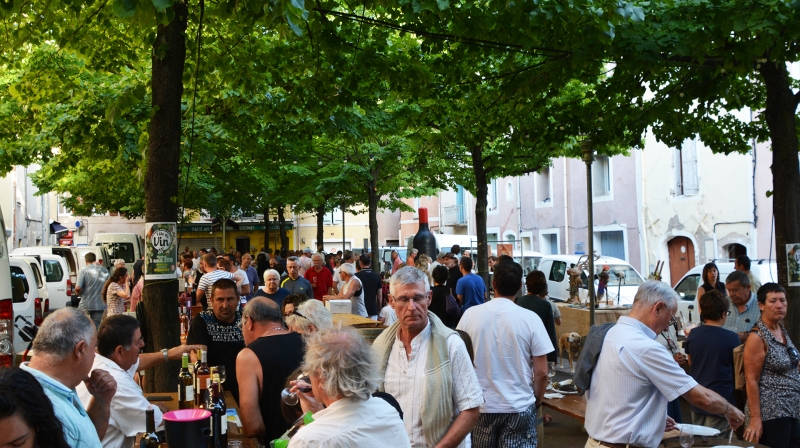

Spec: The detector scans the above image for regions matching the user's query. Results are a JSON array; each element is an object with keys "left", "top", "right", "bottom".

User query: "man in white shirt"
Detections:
[
  {"left": 584, "top": 281, "right": 745, "bottom": 448},
  {"left": 457, "top": 261, "right": 553, "bottom": 447},
  {"left": 298, "top": 248, "right": 314, "bottom": 277},
  {"left": 77, "top": 315, "right": 204, "bottom": 448},
  {"left": 373, "top": 266, "right": 483, "bottom": 448}
]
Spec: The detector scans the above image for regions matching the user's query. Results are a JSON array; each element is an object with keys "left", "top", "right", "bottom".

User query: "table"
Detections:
[
  {"left": 556, "top": 304, "right": 629, "bottom": 341},
  {"left": 331, "top": 313, "right": 384, "bottom": 328},
  {"left": 145, "top": 392, "right": 256, "bottom": 448},
  {"left": 660, "top": 436, "right": 768, "bottom": 447},
  {"left": 542, "top": 393, "right": 586, "bottom": 423}
]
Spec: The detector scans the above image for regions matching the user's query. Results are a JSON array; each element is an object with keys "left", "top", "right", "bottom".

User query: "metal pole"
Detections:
[
  {"left": 342, "top": 208, "right": 346, "bottom": 254},
  {"left": 582, "top": 140, "right": 597, "bottom": 327}
]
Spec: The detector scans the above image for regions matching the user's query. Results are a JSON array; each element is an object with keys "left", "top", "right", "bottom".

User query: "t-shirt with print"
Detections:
[{"left": 186, "top": 309, "right": 245, "bottom": 403}]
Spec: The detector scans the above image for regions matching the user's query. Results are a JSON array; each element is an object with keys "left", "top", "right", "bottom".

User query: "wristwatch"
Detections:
[{"left": 161, "top": 348, "right": 168, "bottom": 363}]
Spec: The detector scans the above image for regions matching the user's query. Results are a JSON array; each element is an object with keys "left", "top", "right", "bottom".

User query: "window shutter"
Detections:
[{"left": 682, "top": 138, "right": 699, "bottom": 195}]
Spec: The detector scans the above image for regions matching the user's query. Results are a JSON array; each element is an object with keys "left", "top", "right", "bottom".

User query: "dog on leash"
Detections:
[{"left": 558, "top": 332, "right": 582, "bottom": 372}]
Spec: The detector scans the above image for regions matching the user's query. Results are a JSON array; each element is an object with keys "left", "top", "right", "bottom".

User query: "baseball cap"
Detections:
[
  {"left": 442, "top": 252, "right": 456, "bottom": 259},
  {"left": 303, "top": 247, "right": 312, "bottom": 254}
]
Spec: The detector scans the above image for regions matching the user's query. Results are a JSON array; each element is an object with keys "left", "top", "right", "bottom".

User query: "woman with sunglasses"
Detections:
[
  {"left": 684, "top": 289, "right": 740, "bottom": 438},
  {"left": 743, "top": 283, "right": 800, "bottom": 447}
]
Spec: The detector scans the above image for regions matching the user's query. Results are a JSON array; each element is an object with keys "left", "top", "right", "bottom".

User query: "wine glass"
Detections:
[
  {"left": 280, "top": 372, "right": 311, "bottom": 406},
  {"left": 547, "top": 361, "right": 557, "bottom": 387},
  {"left": 679, "top": 425, "right": 694, "bottom": 448},
  {"left": 217, "top": 365, "right": 226, "bottom": 384}
]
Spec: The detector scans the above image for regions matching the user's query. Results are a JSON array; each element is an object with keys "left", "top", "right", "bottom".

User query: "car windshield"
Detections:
[
  {"left": 600, "top": 265, "right": 645, "bottom": 287},
  {"left": 102, "top": 242, "right": 135, "bottom": 263}
]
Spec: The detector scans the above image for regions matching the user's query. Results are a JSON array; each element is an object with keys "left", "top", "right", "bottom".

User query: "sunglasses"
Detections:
[
  {"left": 788, "top": 346, "right": 800, "bottom": 366},
  {"left": 284, "top": 310, "right": 307, "bottom": 320}
]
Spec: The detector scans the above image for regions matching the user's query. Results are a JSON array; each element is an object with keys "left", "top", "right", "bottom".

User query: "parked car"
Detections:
[
  {"left": 92, "top": 233, "right": 144, "bottom": 272},
  {"left": 10, "top": 247, "right": 76, "bottom": 311},
  {"left": 9, "top": 256, "right": 48, "bottom": 356},
  {"left": 537, "top": 254, "right": 646, "bottom": 305},
  {"left": 0, "top": 210, "right": 14, "bottom": 366},
  {"left": 674, "top": 260, "right": 777, "bottom": 323}
]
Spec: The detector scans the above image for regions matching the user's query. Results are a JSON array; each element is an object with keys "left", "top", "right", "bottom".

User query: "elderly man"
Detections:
[
  {"left": 333, "top": 250, "right": 356, "bottom": 293},
  {"left": 76, "top": 315, "right": 203, "bottom": 448},
  {"left": 285, "top": 299, "right": 332, "bottom": 335},
  {"left": 237, "top": 297, "right": 305, "bottom": 445},
  {"left": 187, "top": 278, "right": 245, "bottom": 403},
  {"left": 373, "top": 266, "right": 483, "bottom": 447},
  {"left": 297, "top": 248, "right": 314, "bottom": 277},
  {"left": 280, "top": 256, "right": 314, "bottom": 298},
  {"left": 723, "top": 270, "right": 761, "bottom": 343},
  {"left": 76, "top": 252, "right": 110, "bottom": 328},
  {"left": 290, "top": 327, "right": 411, "bottom": 447},
  {"left": 391, "top": 249, "right": 403, "bottom": 274},
  {"left": 584, "top": 281, "right": 744, "bottom": 448},
  {"left": 355, "top": 254, "right": 383, "bottom": 319},
  {"left": 241, "top": 253, "right": 260, "bottom": 301},
  {"left": 21, "top": 308, "right": 117, "bottom": 448},
  {"left": 305, "top": 253, "right": 333, "bottom": 301},
  {"left": 254, "top": 269, "right": 290, "bottom": 307},
  {"left": 458, "top": 261, "right": 552, "bottom": 447},
  {"left": 406, "top": 248, "right": 419, "bottom": 267},
  {"left": 196, "top": 253, "right": 234, "bottom": 310}
]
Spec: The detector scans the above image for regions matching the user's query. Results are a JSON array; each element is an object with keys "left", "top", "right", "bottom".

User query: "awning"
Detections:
[{"left": 50, "top": 221, "right": 69, "bottom": 235}]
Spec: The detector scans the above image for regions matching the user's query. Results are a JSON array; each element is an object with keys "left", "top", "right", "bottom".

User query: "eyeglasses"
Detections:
[
  {"left": 724, "top": 310, "right": 732, "bottom": 316},
  {"left": 393, "top": 294, "right": 428, "bottom": 304},
  {"left": 664, "top": 306, "right": 678, "bottom": 328},
  {"left": 788, "top": 346, "right": 800, "bottom": 366}
]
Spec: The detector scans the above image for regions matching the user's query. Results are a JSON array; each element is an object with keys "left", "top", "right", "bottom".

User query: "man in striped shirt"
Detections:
[{"left": 584, "top": 281, "right": 744, "bottom": 448}]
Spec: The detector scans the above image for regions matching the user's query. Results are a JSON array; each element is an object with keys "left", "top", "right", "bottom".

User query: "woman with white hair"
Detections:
[
  {"left": 322, "top": 263, "right": 367, "bottom": 317},
  {"left": 288, "top": 327, "right": 410, "bottom": 447},
  {"left": 285, "top": 299, "right": 332, "bottom": 335},
  {"left": 254, "top": 269, "right": 290, "bottom": 308}
]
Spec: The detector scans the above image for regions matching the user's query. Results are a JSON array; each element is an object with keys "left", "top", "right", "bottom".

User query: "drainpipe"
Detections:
[
  {"left": 563, "top": 157, "right": 569, "bottom": 254},
  {"left": 517, "top": 176, "right": 522, "bottom": 251}
]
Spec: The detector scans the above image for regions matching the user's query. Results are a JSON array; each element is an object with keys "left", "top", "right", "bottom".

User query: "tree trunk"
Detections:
[
  {"left": 316, "top": 203, "right": 325, "bottom": 252},
  {"left": 470, "top": 145, "right": 490, "bottom": 288},
  {"left": 760, "top": 61, "right": 800, "bottom": 344},
  {"left": 367, "top": 169, "right": 381, "bottom": 271},
  {"left": 277, "top": 206, "right": 289, "bottom": 250},
  {"left": 263, "top": 207, "right": 270, "bottom": 253},
  {"left": 142, "top": 0, "right": 188, "bottom": 392}
]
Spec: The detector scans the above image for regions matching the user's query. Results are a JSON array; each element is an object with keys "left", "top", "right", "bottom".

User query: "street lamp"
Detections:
[{"left": 582, "top": 139, "right": 597, "bottom": 327}]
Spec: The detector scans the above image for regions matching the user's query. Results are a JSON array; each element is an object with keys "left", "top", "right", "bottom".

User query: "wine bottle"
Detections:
[
  {"left": 412, "top": 207, "right": 438, "bottom": 260},
  {"left": 179, "top": 306, "right": 189, "bottom": 344},
  {"left": 179, "top": 354, "right": 194, "bottom": 409},
  {"left": 208, "top": 382, "right": 225, "bottom": 448},
  {"left": 212, "top": 375, "right": 227, "bottom": 445},
  {"left": 195, "top": 350, "right": 210, "bottom": 408},
  {"left": 140, "top": 405, "right": 160, "bottom": 448}
]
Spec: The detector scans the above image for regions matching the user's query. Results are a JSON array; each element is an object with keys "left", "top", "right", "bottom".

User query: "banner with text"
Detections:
[{"left": 145, "top": 222, "right": 178, "bottom": 280}]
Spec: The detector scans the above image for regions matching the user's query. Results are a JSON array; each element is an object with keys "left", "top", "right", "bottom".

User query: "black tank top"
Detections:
[{"left": 248, "top": 332, "right": 306, "bottom": 444}]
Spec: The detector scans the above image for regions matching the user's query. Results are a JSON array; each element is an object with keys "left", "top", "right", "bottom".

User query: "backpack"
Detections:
[{"left": 445, "top": 292, "right": 462, "bottom": 319}]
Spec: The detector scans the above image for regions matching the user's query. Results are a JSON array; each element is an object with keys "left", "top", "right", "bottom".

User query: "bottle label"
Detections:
[
  {"left": 221, "top": 414, "right": 227, "bottom": 435},
  {"left": 181, "top": 322, "right": 185, "bottom": 334},
  {"left": 186, "top": 385, "right": 194, "bottom": 401}
]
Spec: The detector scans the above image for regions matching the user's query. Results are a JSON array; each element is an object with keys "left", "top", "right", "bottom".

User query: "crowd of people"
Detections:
[{"left": 2, "top": 247, "right": 799, "bottom": 448}]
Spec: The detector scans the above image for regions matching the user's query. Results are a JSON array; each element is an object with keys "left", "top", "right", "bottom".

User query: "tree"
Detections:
[{"left": 599, "top": 0, "right": 800, "bottom": 341}]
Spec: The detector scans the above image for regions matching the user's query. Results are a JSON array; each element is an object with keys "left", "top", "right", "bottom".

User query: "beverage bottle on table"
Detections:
[
  {"left": 141, "top": 405, "right": 160, "bottom": 448},
  {"left": 209, "top": 381, "right": 226, "bottom": 448},
  {"left": 180, "top": 306, "right": 189, "bottom": 343},
  {"left": 179, "top": 353, "right": 194, "bottom": 409},
  {"left": 195, "top": 350, "right": 211, "bottom": 408},
  {"left": 212, "top": 374, "right": 227, "bottom": 445}
]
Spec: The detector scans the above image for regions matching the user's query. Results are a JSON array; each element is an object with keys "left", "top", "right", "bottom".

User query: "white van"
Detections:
[
  {"left": 10, "top": 246, "right": 76, "bottom": 311},
  {"left": 513, "top": 250, "right": 544, "bottom": 277},
  {"left": 74, "top": 246, "right": 113, "bottom": 272},
  {"left": 674, "top": 260, "right": 777, "bottom": 323},
  {"left": 9, "top": 256, "right": 48, "bottom": 355},
  {"left": 0, "top": 210, "right": 14, "bottom": 367},
  {"left": 93, "top": 233, "right": 144, "bottom": 272},
  {"left": 537, "top": 254, "right": 646, "bottom": 305}
]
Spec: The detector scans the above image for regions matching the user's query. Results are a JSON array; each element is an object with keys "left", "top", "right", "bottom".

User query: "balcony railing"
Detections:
[{"left": 443, "top": 205, "right": 467, "bottom": 226}]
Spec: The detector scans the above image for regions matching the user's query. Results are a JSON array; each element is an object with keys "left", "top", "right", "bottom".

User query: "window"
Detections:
[
  {"left": 29, "top": 263, "right": 44, "bottom": 289},
  {"left": 43, "top": 260, "right": 64, "bottom": 283},
  {"left": 675, "top": 138, "right": 699, "bottom": 196},
  {"left": 592, "top": 155, "right": 611, "bottom": 197},
  {"left": 599, "top": 231, "right": 625, "bottom": 260},
  {"left": 487, "top": 180, "right": 498, "bottom": 211},
  {"left": 11, "top": 266, "right": 29, "bottom": 303},
  {"left": 536, "top": 168, "right": 552, "bottom": 204},
  {"left": 103, "top": 243, "right": 136, "bottom": 263},
  {"left": 506, "top": 181, "right": 514, "bottom": 202},
  {"left": 549, "top": 261, "right": 567, "bottom": 282},
  {"left": 323, "top": 208, "right": 343, "bottom": 225},
  {"left": 58, "top": 195, "right": 71, "bottom": 216},
  {"left": 675, "top": 274, "right": 700, "bottom": 302},
  {"left": 541, "top": 233, "right": 558, "bottom": 255}
]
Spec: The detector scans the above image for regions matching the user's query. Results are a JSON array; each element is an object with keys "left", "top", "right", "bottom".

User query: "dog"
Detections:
[{"left": 558, "top": 332, "right": 582, "bottom": 372}]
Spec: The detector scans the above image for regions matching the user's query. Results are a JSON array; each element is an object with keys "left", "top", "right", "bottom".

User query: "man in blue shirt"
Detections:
[
  {"left": 723, "top": 270, "right": 761, "bottom": 343},
  {"left": 456, "top": 256, "right": 486, "bottom": 312},
  {"left": 22, "top": 308, "right": 117, "bottom": 448}
]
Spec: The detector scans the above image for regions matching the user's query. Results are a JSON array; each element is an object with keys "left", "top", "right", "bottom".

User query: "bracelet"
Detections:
[{"left": 161, "top": 348, "right": 168, "bottom": 364}]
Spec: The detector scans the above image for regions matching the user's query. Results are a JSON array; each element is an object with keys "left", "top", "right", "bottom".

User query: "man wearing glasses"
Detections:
[
  {"left": 372, "top": 266, "right": 483, "bottom": 448},
  {"left": 723, "top": 270, "right": 762, "bottom": 343},
  {"left": 584, "top": 281, "right": 744, "bottom": 448},
  {"left": 187, "top": 278, "right": 246, "bottom": 403}
]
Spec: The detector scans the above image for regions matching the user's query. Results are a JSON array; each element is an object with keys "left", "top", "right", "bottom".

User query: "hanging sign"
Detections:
[
  {"left": 145, "top": 222, "right": 178, "bottom": 280},
  {"left": 788, "top": 244, "right": 800, "bottom": 287}
]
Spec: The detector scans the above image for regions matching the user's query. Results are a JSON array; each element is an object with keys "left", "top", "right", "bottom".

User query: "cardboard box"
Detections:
[{"left": 325, "top": 300, "right": 352, "bottom": 314}]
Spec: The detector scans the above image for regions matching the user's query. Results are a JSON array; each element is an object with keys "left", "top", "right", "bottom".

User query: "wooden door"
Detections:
[{"left": 668, "top": 237, "right": 696, "bottom": 286}]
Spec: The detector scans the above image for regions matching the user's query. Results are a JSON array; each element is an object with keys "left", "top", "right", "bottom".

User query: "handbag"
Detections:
[
  {"left": 445, "top": 292, "right": 462, "bottom": 319},
  {"left": 733, "top": 325, "right": 767, "bottom": 390}
]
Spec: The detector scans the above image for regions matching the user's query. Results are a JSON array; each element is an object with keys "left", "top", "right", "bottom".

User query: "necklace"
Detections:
[{"left": 263, "top": 326, "right": 286, "bottom": 337}]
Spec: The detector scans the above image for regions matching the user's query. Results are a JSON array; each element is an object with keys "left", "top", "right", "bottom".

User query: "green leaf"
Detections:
[
  {"left": 105, "top": 104, "right": 121, "bottom": 125},
  {"left": 113, "top": 0, "right": 137, "bottom": 18},
  {"left": 151, "top": 0, "right": 173, "bottom": 12},
  {"left": 285, "top": 14, "right": 303, "bottom": 36},
  {"left": 631, "top": 6, "right": 644, "bottom": 22},
  {"left": 436, "top": 0, "right": 449, "bottom": 10}
]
